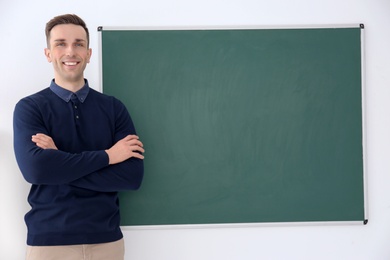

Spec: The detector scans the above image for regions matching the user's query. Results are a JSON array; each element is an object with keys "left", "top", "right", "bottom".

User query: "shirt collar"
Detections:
[{"left": 49, "top": 79, "right": 90, "bottom": 103}]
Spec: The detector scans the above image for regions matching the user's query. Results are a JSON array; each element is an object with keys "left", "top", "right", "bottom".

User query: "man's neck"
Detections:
[{"left": 54, "top": 78, "right": 85, "bottom": 93}]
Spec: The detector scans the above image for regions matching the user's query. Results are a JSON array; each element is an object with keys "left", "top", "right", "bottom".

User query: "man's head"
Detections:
[
  {"left": 44, "top": 14, "right": 92, "bottom": 90},
  {"left": 45, "top": 14, "right": 90, "bottom": 48}
]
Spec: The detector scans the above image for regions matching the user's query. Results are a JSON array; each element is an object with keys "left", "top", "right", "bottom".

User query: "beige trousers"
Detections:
[{"left": 25, "top": 238, "right": 124, "bottom": 260}]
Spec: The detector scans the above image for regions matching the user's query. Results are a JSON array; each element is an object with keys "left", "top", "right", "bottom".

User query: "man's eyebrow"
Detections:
[{"left": 53, "top": 39, "right": 86, "bottom": 42}]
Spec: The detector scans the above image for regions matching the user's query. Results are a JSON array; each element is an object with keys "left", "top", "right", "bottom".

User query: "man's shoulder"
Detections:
[
  {"left": 17, "top": 88, "right": 53, "bottom": 106},
  {"left": 14, "top": 88, "right": 58, "bottom": 117},
  {"left": 88, "top": 88, "right": 123, "bottom": 104},
  {"left": 21, "top": 87, "right": 53, "bottom": 100}
]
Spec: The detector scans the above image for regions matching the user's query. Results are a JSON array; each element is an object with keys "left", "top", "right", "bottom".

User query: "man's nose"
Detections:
[{"left": 65, "top": 46, "right": 76, "bottom": 56}]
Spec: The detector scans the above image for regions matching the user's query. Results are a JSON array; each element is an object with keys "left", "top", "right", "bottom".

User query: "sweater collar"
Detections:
[{"left": 49, "top": 79, "right": 90, "bottom": 103}]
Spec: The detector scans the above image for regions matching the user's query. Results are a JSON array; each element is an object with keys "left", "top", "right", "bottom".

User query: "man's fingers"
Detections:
[
  {"left": 131, "top": 152, "right": 145, "bottom": 160},
  {"left": 130, "top": 145, "right": 145, "bottom": 154},
  {"left": 121, "top": 135, "right": 144, "bottom": 148},
  {"left": 124, "top": 134, "right": 139, "bottom": 141},
  {"left": 31, "top": 133, "right": 58, "bottom": 150}
]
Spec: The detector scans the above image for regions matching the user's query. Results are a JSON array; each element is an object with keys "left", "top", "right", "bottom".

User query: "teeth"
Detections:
[{"left": 64, "top": 62, "right": 77, "bottom": 66}]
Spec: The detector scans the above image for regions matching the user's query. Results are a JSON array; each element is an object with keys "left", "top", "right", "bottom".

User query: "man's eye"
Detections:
[{"left": 56, "top": 43, "right": 65, "bottom": 47}]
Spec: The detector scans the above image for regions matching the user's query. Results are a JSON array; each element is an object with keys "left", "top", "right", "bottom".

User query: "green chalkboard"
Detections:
[{"left": 99, "top": 26, "right": 366, "bottom": 226}]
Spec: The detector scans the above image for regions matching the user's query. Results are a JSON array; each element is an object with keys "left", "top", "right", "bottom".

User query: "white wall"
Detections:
[{"left": 1, "top": 0, "right": 389, "bottom": 259}]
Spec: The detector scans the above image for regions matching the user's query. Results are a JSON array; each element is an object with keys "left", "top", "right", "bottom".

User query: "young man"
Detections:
[{"left": 13, "top": 14, "right": 144, "bottom": 260}]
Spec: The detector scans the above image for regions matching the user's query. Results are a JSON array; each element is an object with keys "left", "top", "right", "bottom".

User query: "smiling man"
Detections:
[
  {"left": 13, "top": 14, "right": 145, "bottom": 260},
  {"left": 44, "top": 22, "right": 91, "bottom": 91}
]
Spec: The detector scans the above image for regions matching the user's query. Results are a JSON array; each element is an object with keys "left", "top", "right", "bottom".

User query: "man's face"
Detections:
[{"left": 45, "top": 24, "right": 92, "bottom": 87}]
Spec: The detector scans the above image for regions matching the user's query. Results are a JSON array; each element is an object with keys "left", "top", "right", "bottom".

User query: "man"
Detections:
[{"left": 13, "top": 14, "right": 144, "bottom": 260}]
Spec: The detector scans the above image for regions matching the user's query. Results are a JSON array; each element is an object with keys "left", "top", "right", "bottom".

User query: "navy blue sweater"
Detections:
[{"left": 13, "top": 80, "right": 144, "bottom": 246}]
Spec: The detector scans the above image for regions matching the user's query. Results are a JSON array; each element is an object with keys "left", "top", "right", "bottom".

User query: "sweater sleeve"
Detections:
[
  {"left": 69, "top": 160, "right": 144, "bottom": 192},
  {"left": 68, "top": 98, "right": 144, "bottom": 192},
  {"left": 13, "top": 97, "right": 110, "bottom": 185}
]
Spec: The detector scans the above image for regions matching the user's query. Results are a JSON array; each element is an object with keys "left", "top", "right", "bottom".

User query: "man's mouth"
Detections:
[{"left": 63, "top": 61, "right": 78, "bottom": 66}]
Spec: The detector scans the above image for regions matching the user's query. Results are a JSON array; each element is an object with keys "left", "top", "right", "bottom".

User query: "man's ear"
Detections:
[
  {"left": 44, "top": 48, "right": 52, "bottom": 63},
  {"left": 87, "top": 48, "right": 92, "bottom": 63}
]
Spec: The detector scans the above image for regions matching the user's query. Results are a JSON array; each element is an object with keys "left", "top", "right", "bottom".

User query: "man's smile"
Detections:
[{"left": 63, "top": 61, "right": 79, "bottom": 66}]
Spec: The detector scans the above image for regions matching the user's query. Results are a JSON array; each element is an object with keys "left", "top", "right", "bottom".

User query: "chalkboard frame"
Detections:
[{"left": 98, "top": 24, "right": 368, "bottom": 227}]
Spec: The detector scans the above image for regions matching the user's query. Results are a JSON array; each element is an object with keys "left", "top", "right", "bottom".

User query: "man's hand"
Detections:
[
  {"left": 105, "top": 135, "right": 145, "bottom": 165},
  {"left": 32, "top": 133, "right": 58, "bottom": 150}
]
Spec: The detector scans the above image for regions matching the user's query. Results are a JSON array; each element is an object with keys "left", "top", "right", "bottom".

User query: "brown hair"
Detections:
[{"left": 45, "top": 14, "right": 90, "bottom": 48}]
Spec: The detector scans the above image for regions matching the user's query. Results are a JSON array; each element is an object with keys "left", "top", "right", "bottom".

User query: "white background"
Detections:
[{"left": 1, "top": 0, "right": 389, "bottom": 259}]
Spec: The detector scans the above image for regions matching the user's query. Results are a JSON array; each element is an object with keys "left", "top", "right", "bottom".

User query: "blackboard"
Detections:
[{"left": 99, "top": 25, "right": 366, "bottom": 226}]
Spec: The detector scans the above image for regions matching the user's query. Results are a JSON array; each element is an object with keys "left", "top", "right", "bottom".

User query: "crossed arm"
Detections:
[
  {"left": 30, "top": 133, "right": 145, "bottom": 192},
  {"left": 14, "top": 96, "right": 145, "bottom": 192},
  {"left": 32, "top": 133, "right": 144, "bottom": 164}
]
